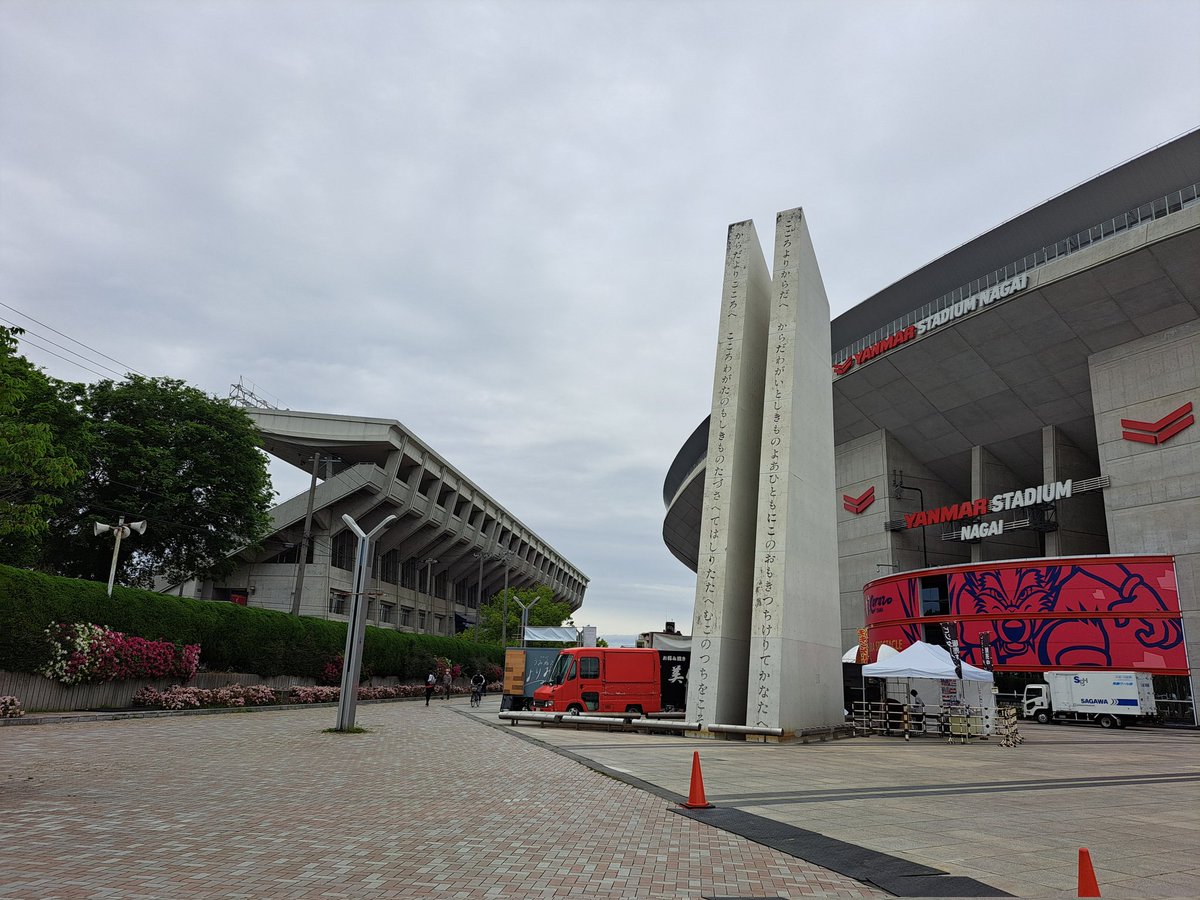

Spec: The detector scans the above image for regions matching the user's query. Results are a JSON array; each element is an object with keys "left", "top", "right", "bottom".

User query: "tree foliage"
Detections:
[
  {"left": 475, "top": 584, "right": 575, "bottom": 646},
  {"left": 0, "top": 328, "right": 86, "bottom": 553},
  {"left": 0, "top": 332, "right": 274, "bottom": 587},
  {"left": 44, "top": 375, "right": 274, "bottom": 588}
]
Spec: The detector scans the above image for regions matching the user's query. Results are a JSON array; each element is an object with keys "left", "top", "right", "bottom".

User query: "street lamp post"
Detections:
[
  {"left": 335, "top": 513, "right": 397, "bottom": 732},
  {"left": 422, "top": 557, "right": 438, "bottom": 634},
  {"left": 473, "top": 549, "right": 488, "bottom": 642},
  {"left": 500, "top": 552, "right": 513, "bottom": 648},
  {"left": 93, "top": 516, "right": 147, "bottom": 597},
  {"left": 514, "top": 594, "right": 539, "bottom": 647}
]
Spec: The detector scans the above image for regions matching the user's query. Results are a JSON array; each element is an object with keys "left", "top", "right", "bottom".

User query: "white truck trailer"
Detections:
[{"left": 1022, "top": 671, "right": 1156, "bottom": 729}]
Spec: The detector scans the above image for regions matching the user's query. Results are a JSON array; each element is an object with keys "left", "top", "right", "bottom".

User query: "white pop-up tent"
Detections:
[
  {"left": 862, "top": 641, "right": 995, "bottom": 735},
  {"left": 862, "top": 641, "right": 992, "bottom": 682}
]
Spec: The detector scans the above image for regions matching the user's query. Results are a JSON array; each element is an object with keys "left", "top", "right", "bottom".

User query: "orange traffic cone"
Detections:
[
  {"left": 681, "top": 750, "right": 713, "bottom": 809},
  {"left": 1077, "top": 847, "right": 1101, "bottom": 897}
]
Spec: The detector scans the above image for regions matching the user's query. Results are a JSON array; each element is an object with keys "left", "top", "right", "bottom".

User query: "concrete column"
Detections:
[
  {"left": 1042, "top": 425, "right": 1108, "bottom": 556},
  {"left": 1089, "top": 319, "right": 1200, "bottom": 712},
  {"left": 685, "top": 220, "right": 772, "bottom": 727},
  {"left": 745, "top": 208, "right": 843, "bottom": 733},
  {"left": 970, "top": 446, "right": 1040, "bottom": 562}
]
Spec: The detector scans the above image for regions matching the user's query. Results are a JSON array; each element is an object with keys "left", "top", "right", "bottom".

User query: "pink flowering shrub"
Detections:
[
  {"left": 290, "top": 685, "right": 341, "bottom": 704},
  {"left": 287, "top": 683, "right": 466, "bottom": 704},
  {"left": 0, "top": 695, "right": 24, "bottom": 718},
  {"left": 41, "top": 623, "right": 199, "bottom": 684},
  {"left": 132, "top": 684, "right": 279, "bottom": 710}
]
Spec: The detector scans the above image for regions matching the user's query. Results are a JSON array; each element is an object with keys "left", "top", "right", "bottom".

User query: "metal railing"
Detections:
[{"left": 834, "top": 182, "right": 1200, "bottom": 366}]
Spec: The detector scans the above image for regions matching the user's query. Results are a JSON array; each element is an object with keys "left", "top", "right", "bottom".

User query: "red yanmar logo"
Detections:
[
  {"left": 843, "top": 486, "right": 875, "bottom": 515},
  {"left": 1121, "top": 402, "right": 1194, "bottom": 445}
]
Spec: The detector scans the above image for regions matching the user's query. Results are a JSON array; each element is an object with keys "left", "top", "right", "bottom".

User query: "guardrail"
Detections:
[{"left": 498, "top": 710, "right": 785, "bottom": 737}]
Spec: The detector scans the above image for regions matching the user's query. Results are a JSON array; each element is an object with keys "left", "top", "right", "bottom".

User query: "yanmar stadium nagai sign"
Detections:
[
  {"left": 896, "top": 476, "right": 1108, "bottom": 542},
  {"left": 833, "top": 272, "right": 1029, "bottom": 376}
]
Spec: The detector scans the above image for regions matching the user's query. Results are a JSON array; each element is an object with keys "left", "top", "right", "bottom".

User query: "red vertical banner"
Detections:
[{"left": 857, "top": 627, "right": 869, "bottom": 664}]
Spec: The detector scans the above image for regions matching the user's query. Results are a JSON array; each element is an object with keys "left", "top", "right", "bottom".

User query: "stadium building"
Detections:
[
  {"left": 663, "top": 130, "right": 1199, "bottom": 718},
  {"left": 190, "top": 408, "right": 587, "bottom": 634}
]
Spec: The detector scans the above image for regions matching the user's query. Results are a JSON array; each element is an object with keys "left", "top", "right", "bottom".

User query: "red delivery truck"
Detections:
[{"left": 532, "top": 647, "right": 689, "bottom": 715}]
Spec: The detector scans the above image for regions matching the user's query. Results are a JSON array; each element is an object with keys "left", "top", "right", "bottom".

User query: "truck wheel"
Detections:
[
  {"left": 1098, "top": 714, "right": 1117, "bottom": 729},
  {"left": 566, "top": 704, "right": 583, "bottom": 715},
  {"left": 625, "top": 705, "right": 644, "bottom": 717},
  {"left": 1034, "top": 710, "right": 1050, "bottom": 725}
]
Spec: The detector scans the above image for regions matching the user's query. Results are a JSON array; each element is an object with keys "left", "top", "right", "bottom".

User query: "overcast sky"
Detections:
[{"left": 2, "top": 1, "right": 1197, "bottom": 643}]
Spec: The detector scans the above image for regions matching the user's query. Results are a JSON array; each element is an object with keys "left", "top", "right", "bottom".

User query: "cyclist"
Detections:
[{"left": 470, "top": 671, "right": 486, "bottom": 707}]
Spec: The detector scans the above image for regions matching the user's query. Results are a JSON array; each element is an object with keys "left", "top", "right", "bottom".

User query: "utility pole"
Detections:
[{"left": 290, "top": 453, "right": 322, "bottom": 616}]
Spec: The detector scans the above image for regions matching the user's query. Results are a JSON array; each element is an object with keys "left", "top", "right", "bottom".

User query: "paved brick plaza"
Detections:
[{"left": 0, "top": 700, "right": 883, "bottom": 899}]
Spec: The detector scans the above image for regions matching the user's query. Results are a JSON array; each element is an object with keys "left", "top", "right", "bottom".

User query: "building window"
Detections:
[
  {"left": 401, "top": 607, "right": 412, "bottom": 627},
  {"left": 379, "top": 549, "right": 399, "bottom": 584},
  {"left": 919, "top": 575, "right": 950, "bottom": 646},
  {"left": 331, "top": 531, "right": 356, "bottom": 571},
  {"left": 418, "top": 610, "right": 426, "bottom": 631},
  {"left": 329, "top": 592, "right": 347, "bottom": 615},
  {"left": 380, "top": 603, "right": 395, "bottom": 624},
  {"left": 435, "top": 615, "right": 445, "bottom": 634},
  {"left": 401, "top": 559, "right": 418, "bottom": 589}
]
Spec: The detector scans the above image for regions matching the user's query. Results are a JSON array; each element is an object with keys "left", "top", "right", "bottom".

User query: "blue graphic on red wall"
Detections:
[{"left": 864, "top": 557, "right": 1186, "bottom": 674}]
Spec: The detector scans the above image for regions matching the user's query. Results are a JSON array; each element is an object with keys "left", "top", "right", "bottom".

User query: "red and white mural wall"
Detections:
[{"left": 864, "top": 556, "right": 1188, "bottom": 675}]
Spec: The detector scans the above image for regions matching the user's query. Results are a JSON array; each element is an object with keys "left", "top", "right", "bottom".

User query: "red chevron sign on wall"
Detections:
[
  {"left": 843, "top": 486, "right": 875, "bottom": 515},
  {"left": 1121, "top": 402, "right": 1194, "bottom": 445}
]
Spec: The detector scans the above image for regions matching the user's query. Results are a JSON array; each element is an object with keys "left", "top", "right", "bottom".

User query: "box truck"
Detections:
[
  {"left": 1022, "top": 671, "right": 1156, "bottom": 729},
  {"left": 531, "top": 647, "right": 690, "bottom": 715}
]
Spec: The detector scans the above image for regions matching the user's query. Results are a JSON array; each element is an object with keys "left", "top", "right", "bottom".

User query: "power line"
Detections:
[
  {"left": 9, "top": 333, "right": 111, "bottom": 380},
  {"left": 0, "top": 315, "right": 128, "bottom": 379},
  {"left": 0, "top": 300, "right": 147, "bottom": 377}
]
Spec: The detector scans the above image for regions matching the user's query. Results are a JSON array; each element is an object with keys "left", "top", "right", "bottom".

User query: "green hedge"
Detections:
[{"left": 0, "top": 565, "right": 502, "bottom": 680}]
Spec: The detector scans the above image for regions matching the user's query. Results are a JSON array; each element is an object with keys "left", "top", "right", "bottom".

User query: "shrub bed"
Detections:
[
  {"left": 0, "top": 695, "right": 23, "bottom": 718},
  {"left": 133, "top": 683, "right": 279, "bottom": 710},
  {"left": 131, "top": 682, "right": 507, "bottom": 710},
  {"left": 0, "top": 565, "right": 503, "bottom": 681}
]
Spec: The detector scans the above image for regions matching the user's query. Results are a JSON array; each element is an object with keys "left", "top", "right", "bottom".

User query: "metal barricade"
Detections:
[{"left": 995, "top": 705, "right": 1023, "bottom": 748}]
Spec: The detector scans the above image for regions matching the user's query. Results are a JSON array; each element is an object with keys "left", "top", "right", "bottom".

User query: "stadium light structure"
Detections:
[{"left": 93, "top": 516, "right": 147, "bottom": 597}]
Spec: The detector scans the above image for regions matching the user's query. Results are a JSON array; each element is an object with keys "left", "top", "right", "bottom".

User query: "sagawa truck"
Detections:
[
  {"left": 532, "top": 647, "right": 690, "bottom": 715},
  {"left": 1022, "top": 671, "right": 1156, "bottom": 729}
]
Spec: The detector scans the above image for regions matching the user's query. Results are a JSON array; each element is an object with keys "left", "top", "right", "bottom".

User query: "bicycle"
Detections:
[{"left": 470, "top": 686, "right": 483, "bottom": 708}]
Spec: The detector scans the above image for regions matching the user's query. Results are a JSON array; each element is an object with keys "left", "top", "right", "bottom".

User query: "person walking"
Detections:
[
  {"left": 425, "top": 670, "right": 436, "bottom": 706},
  {"left": 442, "top": 668, "right": 453, "bottom": 700}
]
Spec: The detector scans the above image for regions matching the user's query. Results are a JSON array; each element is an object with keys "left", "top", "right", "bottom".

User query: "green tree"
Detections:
[
  {"left": 45, "top": 375, "right": 273, "bottom": 588},
  {"left": 476, "top": 584, "right": 575, "bottom": 646},
  {"left": 0, "top": 327, "right": 86, "bottom": 557}
]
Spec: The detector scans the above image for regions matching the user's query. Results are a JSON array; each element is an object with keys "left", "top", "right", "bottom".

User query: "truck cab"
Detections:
[{"left": 532, "top": 648, "right": 665, "bottom": 716}]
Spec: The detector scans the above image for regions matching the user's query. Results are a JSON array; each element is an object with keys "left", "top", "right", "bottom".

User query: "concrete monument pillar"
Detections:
[
  {"left": 685, "top": 220, "right": 773, "bottom": 726},
  {"left": 745, "top": 208, "right": 843, "bottom": 733}
]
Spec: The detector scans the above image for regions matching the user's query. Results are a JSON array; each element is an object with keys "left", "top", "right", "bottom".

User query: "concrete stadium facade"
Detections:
[
  {"left": 192, "top": 408, "right": 587, "bottom": 635},
  {"left": 664, "top": 130, "right": 1200, "bottom": 710}
]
